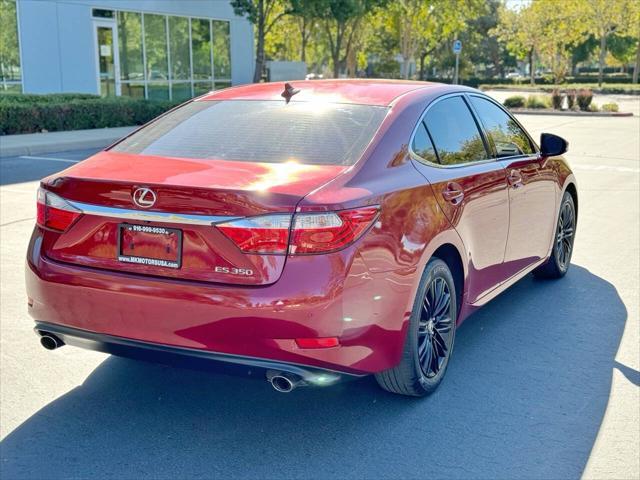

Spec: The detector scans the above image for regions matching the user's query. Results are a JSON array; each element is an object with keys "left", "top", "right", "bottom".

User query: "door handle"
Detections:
[
  {"left": 442, "top": 182, "right": 464, "bottom": 205},
  {"left": 507, "top": 170, "right": 523, "bottom": 188}
]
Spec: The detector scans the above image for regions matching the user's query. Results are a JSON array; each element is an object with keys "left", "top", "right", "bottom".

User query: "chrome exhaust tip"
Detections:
[
  {"left": 266, "top": 371, "right": 302, "bottom": 393},
  {"left": 39, "top": 333, "right": 64, "bottom": 350},
  {"left": 271, "top": 375, "right": 295, "bottom": 393}
]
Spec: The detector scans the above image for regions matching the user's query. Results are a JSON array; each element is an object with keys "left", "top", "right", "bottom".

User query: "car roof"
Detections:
[{"left": 198, "top": 79, "right": 444, "bottom": 107}]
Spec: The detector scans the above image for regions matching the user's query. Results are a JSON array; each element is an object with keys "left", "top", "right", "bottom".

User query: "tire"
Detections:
[
  {"left": 375, "top": 258, "right": 457, "bottom": 397},
  {"left": 533, "top": 191, "right": 576, "bottom": 279}
]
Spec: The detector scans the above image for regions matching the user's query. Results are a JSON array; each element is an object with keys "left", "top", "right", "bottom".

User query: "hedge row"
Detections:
[
  {"left": 0, "top": 93, "right": 102, "bottom": 104},
  {"left": 427, "top": 75, "right": 636, "bottom": 89},
  {"left": 479, "top": 83, "right": 640, "bottom": 95},
  {"left": 0, "top": 94, "right": 180, "bottom": 135}
]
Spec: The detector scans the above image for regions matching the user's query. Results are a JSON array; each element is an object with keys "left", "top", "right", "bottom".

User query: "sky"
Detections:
[{"left": 505, "top": 0, "right": 532, "bottom": 9}]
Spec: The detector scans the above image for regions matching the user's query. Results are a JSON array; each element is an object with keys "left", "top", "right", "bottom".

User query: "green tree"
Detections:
[
  {"left": 608, "top": 35, "right": 637, "bottom": 72},
  {"left": 231, "top": 0, "right": 289, "bottom": 82},
  {"left": 584, "top": 0, "right": 632, "bottom": 86},
  {"left": 532, "top": 0, "right": 590, "bottom": 84},
  {"left": 465, "top": 0, "right": 514, "bottom": 79},
  {"left": 417, "top": 0, "right": 484, "bottom": 81},
  {"left": 570, "top": 35, "right": 598, "bottom": 76},
  {"left": 288, "top": 2, "right": 317, "bottom": 63},
  {"left": 291, "top": 0, "right": 385, "bottom": 78},
  {"left": 493, "top": 2, "right": 542, "bottom": 85},
  {"left": 620, "top": 0, "right": 640, "bottom": 83},
  {"left": 389, "top": 0, "right": 426, "bottom": 79}
]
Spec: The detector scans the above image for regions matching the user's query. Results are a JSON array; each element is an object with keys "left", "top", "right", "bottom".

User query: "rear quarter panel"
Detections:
[{"left": 300, "top": 87, "right": 470, "bottom": 370}]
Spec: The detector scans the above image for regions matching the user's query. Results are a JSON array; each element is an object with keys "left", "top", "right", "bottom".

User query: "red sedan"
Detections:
[{"left": 26, "top": 80, "right": 577, "bottom": 396}]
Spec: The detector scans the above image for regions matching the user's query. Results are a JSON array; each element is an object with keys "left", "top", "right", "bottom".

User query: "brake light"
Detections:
[
  {"left": 36, "top": 188, "right": 81, "bottom": 232},
  {"left": 216, "top": 207, "right": 379, "bottom": 255},
  {"left": 216, "top": 215, "right": 291, "bottom": 254},
  {"left": 289, "top": 207, "right": 379, "bottom": 254}
]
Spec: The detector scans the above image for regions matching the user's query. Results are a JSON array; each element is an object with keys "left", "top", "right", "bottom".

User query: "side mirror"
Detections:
[{"left": 540, "top": 133, "right": 568, "bottom": 157}]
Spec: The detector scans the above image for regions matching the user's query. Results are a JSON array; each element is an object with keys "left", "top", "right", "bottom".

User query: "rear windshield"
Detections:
[{"left": 112, "top": 100, "right": 388, "bottom": 166}]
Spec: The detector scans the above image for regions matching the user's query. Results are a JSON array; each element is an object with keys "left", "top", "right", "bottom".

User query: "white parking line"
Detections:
[
  {"left": 19, "top": 155, "right": 79, "bottom": 163},
  {"left": 572, "top": 164, "right": 640, "bottom": 174}
]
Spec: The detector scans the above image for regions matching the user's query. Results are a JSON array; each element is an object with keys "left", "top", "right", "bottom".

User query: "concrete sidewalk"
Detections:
[{"left": 0, "top": 126, "right": 136, "bottom": 158}]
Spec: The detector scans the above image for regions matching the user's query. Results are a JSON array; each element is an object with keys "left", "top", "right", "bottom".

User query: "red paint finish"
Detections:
[
  {"left": 199, "top": 79, "right": 437, "bottom": 106},
  {"left": 26, "top": 81, "right": 577, "bottom": 376}
]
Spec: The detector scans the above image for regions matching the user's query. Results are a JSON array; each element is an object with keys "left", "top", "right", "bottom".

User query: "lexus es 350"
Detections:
[{"left": 26, "top": 80, "right": 577, "bottom": 396}]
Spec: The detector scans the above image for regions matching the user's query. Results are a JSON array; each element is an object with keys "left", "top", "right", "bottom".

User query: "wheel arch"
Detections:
[
  {"left": 431, "top": 243, "right": 464, "bottom": 317},
  {"left": 565, "top": 182, "right": 578, "bottom": 222}
]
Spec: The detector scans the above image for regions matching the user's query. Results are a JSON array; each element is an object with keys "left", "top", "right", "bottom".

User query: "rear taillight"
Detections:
[
  {"left": 289, "top": 207, "right": 379, "bottom": 254},
  {"left": 216, "top": 215, "right": 292, "bottom": 254},
  {"left": 216, "top": 207, "right": 378, "bottom": 255},
  {"left": 36, "top": 188, "right": 81, "bottom": 232}
]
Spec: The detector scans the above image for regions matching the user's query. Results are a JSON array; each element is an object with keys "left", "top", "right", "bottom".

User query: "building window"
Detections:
[
  {"left": 92, "top": 8, "right": 115, "bottom": 19},
  {"left": 0, "top": 0, "right": 22, "bottom": 93},
  {"left": 114, "top": 10, "right": 231, "bottom": 101},
  {"left": 212, "top": 20, "right": 231, "bottom": 88},
  {"left": 144, "top": 13, "right": 169, "bottom": 100},
  {"left": 192, "top": 17, "right": 212, "bottom": 96},
  {"left": 118, "top": 11, "right": 145, "bottom": 98}
]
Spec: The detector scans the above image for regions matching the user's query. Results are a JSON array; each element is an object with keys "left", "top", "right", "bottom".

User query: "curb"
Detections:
[
  {"left": 0, "top": 126, "right": 136, "bottom": 158},
  {"left": 511, "top": 109, "right": 634, "bottom": 117}
]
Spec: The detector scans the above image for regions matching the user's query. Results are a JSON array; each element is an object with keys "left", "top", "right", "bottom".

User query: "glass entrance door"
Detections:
[{"left": 95, "top": 25, "right": 118, "bottom": 97}]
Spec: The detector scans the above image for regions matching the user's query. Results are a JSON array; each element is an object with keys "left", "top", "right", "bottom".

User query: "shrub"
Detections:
[
  {"left": 551, "top": 89, "right": 564, "bottom": 109},
  {"left": 601, "top": 102, "right": 619, "bottom": 112},
  {"left": 525, "top": 95, "right": 550, "bottom": 109},
  {"left": 588, "top": 103, "right": 600, "bottom": 112},
  {"left": 576, "top": 89, "right": 593, "bottom": 111},
  {"left": 566, "top": 89, "right": 577, "bottom": 109},
  {"left": 503, "top": 95, "right": 526, "bottom": 108},
  {"left": 0, "top": 95, "right": 180, "bottom": 135},
  {"left": 0, "top": 92, "right": 100, "bottom": 104}
]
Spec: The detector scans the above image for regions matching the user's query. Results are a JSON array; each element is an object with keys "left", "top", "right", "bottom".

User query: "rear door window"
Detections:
[
  {"left": 469, "top": 95, "right": 534, "bottom": 157},
  {"left": 424, "top": 96, "right": 489, "bottom": 166},
  {"left": 112, "top": 100, "right": 388, "bottom": 166},
  {"left": 411, "top": 122, "right": 438, "bottom": 164}
]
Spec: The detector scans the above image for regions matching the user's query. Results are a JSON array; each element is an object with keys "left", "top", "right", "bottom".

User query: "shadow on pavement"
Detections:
[
  {"left": 0, "top": 265, "right": 626, "bottom": 479},
  {"left": 0, "top": 149, "right": 98, "bottom": 186}
]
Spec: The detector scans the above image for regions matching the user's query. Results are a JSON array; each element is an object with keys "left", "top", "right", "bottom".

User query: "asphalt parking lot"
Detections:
[{"left": 1, "top": 113, "right": 638, "bottom": 479}]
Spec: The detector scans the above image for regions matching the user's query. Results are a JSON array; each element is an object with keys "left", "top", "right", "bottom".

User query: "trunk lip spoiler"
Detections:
[{"left": 66, "top": 199, "right": 243, "bottom": 226}]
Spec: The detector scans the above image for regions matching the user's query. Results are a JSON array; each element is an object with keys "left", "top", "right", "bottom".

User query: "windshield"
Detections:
[{"left": 111, "top": 100, "right": 388, "bottom": 166}]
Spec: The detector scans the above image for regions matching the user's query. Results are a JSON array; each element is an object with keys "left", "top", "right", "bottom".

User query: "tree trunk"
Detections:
[
  {"left": 401, "top": 58, "right": 411, "bottom": 79},
  {"left": 253, "top": 36, "right": 265, "bottom": 82},
  {"left": 598, "top": 34, "right": 607, "bottom": 87},
  {"left": 419, "top": 52, "right": 427, "bottom": 80},
  {"left": 529, "top": 48, "right": 535, "bottom": 86},
  {"left": 332, "top": 51, "right": 341, "bottom": 78},
  {"left": 331, "top": 26, "right": 343, "bottom": 78},
  {"left": 300, "top": 18, "right": 307, "bottom": 63},
  {"left": 253, "top": 1, "right": 265, "bottom": 83},
  {"left": 633, "top": 38, "right": 640, "bottom": 84}
]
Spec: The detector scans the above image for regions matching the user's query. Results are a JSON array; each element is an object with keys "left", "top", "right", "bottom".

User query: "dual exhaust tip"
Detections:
[
  {"left": 267, "top": 371, "right": 302, "bottom": 393},
  {"left": 38, "top": 332, "right": 64, "bottom": 350},
  {"left": 36, "top": 333, "right": 313, "bottom": 393}
]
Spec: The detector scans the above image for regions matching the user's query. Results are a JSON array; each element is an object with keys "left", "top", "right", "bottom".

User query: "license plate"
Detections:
[{"left": 118, "top": 224, "right": 182, "bottom": 269}]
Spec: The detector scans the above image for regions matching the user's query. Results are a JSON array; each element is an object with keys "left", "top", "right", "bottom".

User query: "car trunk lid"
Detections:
[{"left": 41, "top": 151, "right": 348, "bottom": 285}]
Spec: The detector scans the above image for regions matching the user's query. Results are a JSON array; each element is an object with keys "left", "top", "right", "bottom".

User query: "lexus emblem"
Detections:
[{"left": 132, "top": 187, "right": 157, "bottom": 208}]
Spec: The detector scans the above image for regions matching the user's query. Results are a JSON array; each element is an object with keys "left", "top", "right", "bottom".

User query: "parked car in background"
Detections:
[
  {"left": 505, "top": 71, "right": 525, "bottom": 80},
  {"left": 26, "top": 80, "right": 577, "bottom": 396}
]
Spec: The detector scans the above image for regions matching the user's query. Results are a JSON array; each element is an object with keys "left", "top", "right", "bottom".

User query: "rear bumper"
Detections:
[
  {"left": 26, "top": 227, "right": 413, "bottom": 375},
  {"left": 34, "top": 322, "right": 360, "bottom": 385}
]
